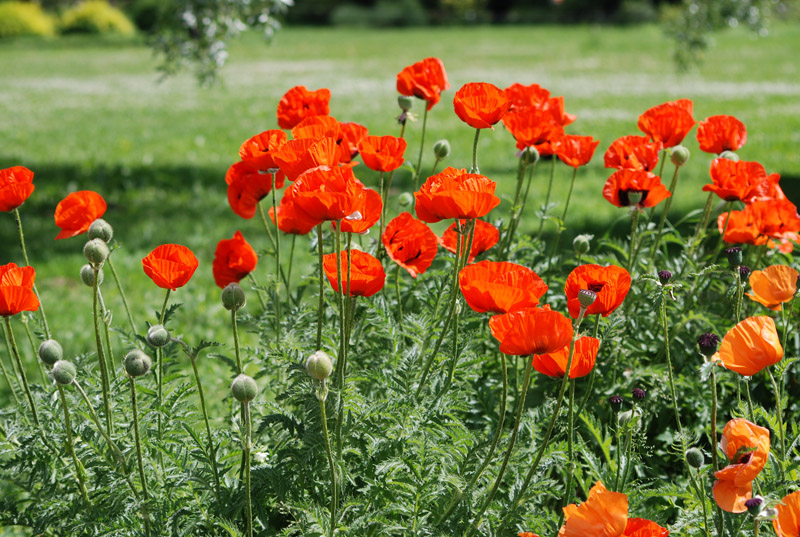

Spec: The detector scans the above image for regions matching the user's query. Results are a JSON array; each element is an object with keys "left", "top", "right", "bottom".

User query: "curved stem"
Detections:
[
  {"left": 189, "top": 355, "right": 222, "bottom": 503},
  {"left": 57, "top": 384, "right": 91, "bottom": 506},
  {"left": 689, "top": 192, "right": 715, "bottom": 256},
  {"left": 6, "top": 317, "right": 41, "bottom": 427},
  {"left": 0, "top": 340, "right": 22, "bottom": 406},
  {"left": 97, "top": 289, "right": 117, "bottom": 381},
  {"left": 14, "top": 208, "right": 50, "bottom": 339},
  {"left": 714, "top": 203, "right": 732, "bottom": 253},
  {"left": 316, "top": 224, "right": 325, "bottom": 350},
  {"left": 470, "top": 128, "right": 481, "bottom": 174},
  {"left": 231, "top": 308, "right": 242, "bottom": 375},
  {"left": 242, "top": 401, "right": 253, "bottom": 537},
  {"left": 767, "top": 368, "right": 786, "bottom": 481},
  {"left": 156, "top": 288, "right": 170, "bottom": 442},
  {"left": 247, "top": 272, "right": 268, "bottom": 311},
  {"left": 319, "top": 384, "right": 338, "bottom": 535},
  {"left": 535, "top": 157, "right": 557, "bottom": 240},
  {"left": 128, "top": 376, "right": 152, "bottom": 537},
  {"left": 547, "top": 166, "right": 578, "bottom": 279},
  {"left": 649, "top": 164, "right": 681, "bottom": 263},
  {"left": 21, "top": 318, "right": 48, "bottom": 384},
  {"left": 107, "top": 255, "right": 137, "bottom": 336},
  {"left": 92, "top": 268, "right": 113, "bottom": 434},
  {"left": 413, "top": 107, "right": 429, "bottom": 191},
  {"left": 72, "top": 380, "right": 127, "bottom": 471},
  {"left": 500, "top": 158, "right": 528, "bottom": 260}
]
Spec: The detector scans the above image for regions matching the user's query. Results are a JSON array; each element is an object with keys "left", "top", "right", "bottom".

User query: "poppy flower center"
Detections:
[
  {"left": 618, "top": 189, "right": 648, "bottom": 206},
  {"left": 737, "top": 453, "right": 752, "bottom": 464},
  {"left": 588, "top": 283, "right": 605, "bottom": 293}
]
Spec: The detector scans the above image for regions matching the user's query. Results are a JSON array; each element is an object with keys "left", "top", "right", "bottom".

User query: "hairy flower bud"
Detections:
[
  {"left": 83, "top": 238, "right": 109, "bottom": 266},
  {"left": 433, "top": 139, "right": 450, "bottom": 160},
  {"left": 52, "top": 360, "right": 77, "bottom": 385},
  {"left": 685, "top": 447, "right": 704, "bottom": 468},
  {"left": 397, "top": 95, "right": 413, "bottom": 112},
  {"left": 147, "top": 324, "right": 170, "bottom": 348},
  {"left": 573, "top": 234, "right": 592, "bottom": 256},
  {"left": 609, "top": 395, "right": 623, "bottom": 407},
  {"left": 88, "top": 218, "right": 114, "bottom": 242},
  {"left": 222, "top": 282, "right": 246, "bottom": 311},
  {"left": 670, "top": 145, "right": 690, "bottom": 167},
  {"left": 658, "top": 270, "right": 672, "bottom": 285},
  {"left": 739, "top": 265, "right": 751, "bottom": 281},
  {"left": 724, "top": 246, "right": 743, "bottom": 267},
  {"left": 632, "top": 387, "right": 646, "bottom": 401},
  {"left": 306, "top": 350, "right": 333, "bottom": 381},
  {"left": 719, "top": 150, "right": 740, "bottom": 162},
  {"left": 398, "top": 192, "right": 414, "bottom": 207},
  {"left": 697, "top": 333, "right": 720, "bottom": 357},
  {"left": 745, "top": 497, "right": 764, "bottom": 516},
  {"left": 232, "top": 374, "right": 258, "bottom": 403},
  {"left": 80, "top": 264, "right": 103, "bottom": 287},
  {"left": 124, "top": 349, "right": 152, "bottom": 377},
  {"left": 38, "top": 339, "right": 63, "bottom": 366},
  {"left": 521, "top": 146, "right": 539, "bottom": 165}
]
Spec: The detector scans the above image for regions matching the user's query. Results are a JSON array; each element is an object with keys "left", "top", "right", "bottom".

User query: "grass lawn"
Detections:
[{"left": 1, "top": 22, "right": 799, "bottom": 402}]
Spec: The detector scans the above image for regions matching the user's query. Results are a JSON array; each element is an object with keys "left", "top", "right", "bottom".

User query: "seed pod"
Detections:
[
  {"left": 38, "top": 339, "right": 63, "bottom": 365},
  {"left": 724, "top": 246, "right": 743, "bottom": 267},
  {"left": 685, "top": 447, "right": 704, "bottom": 469},
  {"left": 231, "top": 374, "right": 258, "bottom": 403},
  {"left": 80, "top": 264, "right": 104, "bottom": 287},
  {"left": 88, "top": 218, "right": 114, "bottom": 242},
  {"left": 124, "top": 349, "right": 152, "bottom": 377},
  {"left": 398, "top": 192, "right": 414, "bottom": 207},
  {"left": 433, "top": 139, "right": 450, "bottom": 160},
  {"left": 222, "top": 282, "right": 246, "bottom": 311},
  {"left": 147, "top": 324, "right": 170, "bottom": 347},
  {"left": 306, "top": 350, "right": 333, "bottom": 381},
  {"left": 52, "top": 360, "right": 77, "bottom": 385},
  {"left": 578, "top": 289, "right": 597, "bottom": 308},
  {"left": 83, "top": 238, "right": 109, "bottom": 266},
  {"left": 521, "top": 146, "right": 539, "bottom": 165},
  {"left": 573, "top": 234, "right": 592, "bottom": 256},
  {"left": 670, "top": 145, "right": 690, "bottom": 167},
  {"left": 397, "top": 95, "right": 413, "bottom": 112}
]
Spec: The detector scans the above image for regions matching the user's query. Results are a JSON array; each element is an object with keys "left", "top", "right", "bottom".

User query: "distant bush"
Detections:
[
  {"left": 0, "top": 1, "right": 56, "bottom": 38},
  {"left": 331, "top": 0, "right": 428, "bottom": 26},
  {"left": 60, "top": 0, "right": 135, "bottom": 35}
]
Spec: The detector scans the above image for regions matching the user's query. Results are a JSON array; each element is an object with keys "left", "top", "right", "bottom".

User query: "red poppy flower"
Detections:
[
  {"left": 621, "top": 518, "right": 669, "bottom": 537},
  {"left": 453, "top": 82, "right": 511, "bottom": 130},
  {"left": 703, "top": 158, "right": 769, "bottom": 202},
  {"left": 212, "top": 231, "right": 258, "bottom": 288},
  {"left": 564, "top": 264, "right": 631, "bottom": 318},
  {"left": 269, "top": 187, "right": 319, "bottom": 235},
  {"left": 358, "top": 135, "right": 407, "bottom": 173},
  {"left": 774, "top": 490, "right": 800, "bottom": 537},
  {"left": 604, "top": 135, "right": 663, "bottom": 172},
  {"left": 712, "top": 479, "right": 752, "bottom": 514},
  {"left": 504, "top": 82, "right": 551, "bottom": 112},
  {"left": 545, "top": 95, "right": 577, "bottom": 127},
  {"left": 0, "top": 263, "right": 39, "bottom": 316},
  {"left": 718, "top": 199, "right": 800, "bottom": 246},
  {"left": 338, "top": 122, "right": 368, "bottom": 163},
  {"left": 290, "top": 165, "right": 364, "bottom": 222},
  {"left": 697, "top": 115, "right": 747, "bottom": 154},
  {"left": 713, "top": 315, "right": 783, "bottom": 376},
  {"left": 332, "top": 188, "right": 382, "bottom": 234},
  {"left": 276, "top": 85, "right": 331, "bottom": 130},
  {"left": 715, "top": 418, "right": 770, "bottom": 485},
  {"left": 239, "top": 130, "right": 287, "bottom": 171},
  {"left": 0, "top": 166, "right": 35, "bottom": 212},
  {"left": 502, "top": 107, "right": 565, "bottom": 155},
  {"left": 559, "top": 481, "right": 628, "bottom": 537},
  {"left": 225, "top": 161, "right": 276, "bottom": 219},
  {"left": 746, "top": 264, "right": 799, "bottom": 311},
  {"left": 459, "top": 260, "right": 548, "bottom": 314},
  {"left": 291, "top": 115, "right": 340, "bottom": 141},
  {"left": 752, "top": 172, "right": 787, "bottom": 202},
  {"left": 322, "top": 249, "right": 385, "bottom": 297},
  {"left": 273, "top": 137, "right": 342, "bottom": 181},
  {"left": 555, "top": 135, "right": 600, "bottom": 168},
  {"left": 518, "top": 533, "right": 540, "bottom": 537},
  {"left": 382, "top": 212, "right": 438, "bottom": 278},
  {"left": 415, "top": 167, "right": 500, "bottom": 224},
  {"left": 637, "top": 99, "right": 695, "bottom": 148},
  {"left": 489, "top": 305, "right": 573, "bottom": 356},
  {"left": 533, "top": 336, "right": 599, "bottom": 379},
  {"left": 603, "top": 169, "right": 671, "bottom": 209},
  {"left": 396, "top": 57, "right": 449, "bottom": 111},
  {"left": 142, "top": 244, "right": 199, "bottom": 291},
  {"left": 54, "top": 190, "right": 107, "bottom": 240},
  {"left": 439, "top": 219, "right": 499, "bottom": 263}
]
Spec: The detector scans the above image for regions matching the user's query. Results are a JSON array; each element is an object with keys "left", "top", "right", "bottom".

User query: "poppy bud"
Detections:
[
  {"left": 398, "top": 192, "right": 414, "bottom": 207},
  {"left": 618, "top": 409, "right": 633, "bottom": 426},
  {"left": 52, "top": 360, "right": 77, "bottom": 385},
  {"left": 739, "top": 265, "right": 751, "bottom": 281},
  {"left": 670, "top": 145, "right": 690, "bottom": 167},
  {"left": 83, "top": 238, "right": 109, "bottom": 266},
  {"left": 397, "top": 95, "right": 413, "bottom": 112},
  {"left": 658, "top": 270, "right": 672, "bottom": 285},
  {"left": 632, "top": 387, "right": 646, "bottom": 401},
  {"left": 578, "top": 289, "right": 597, "bottom": 308},
  {"left": 222, "top": 282, "right": 246, "bottom": 311},
  {"left": 744, "top": 497, "right": 764, "bottom": 516},
  {"left": 232, "top": 374, "right": 258, "bottom": 403},
  {"left": 88, "top": 218, "right": 114, "bottom": 242},
  {"left": 124, "top": 349, "right": 152, "bottom": 377},
  {"left": 38, "top": 339, "right": 63, "bottom": 366},
  {"left": 306, "top": 350, "right": 333, "bottom": 381},
  {"left": 609, "top": 395, "right": 623, "bottom": 407},
  {"left": 573, "top": 234, "right": 592, "bottom": 256},
  {"left": 719, "top": 150, "right": 740, "bottom": 162},
  {"left": 521, "top": 146, "right": 539, "bottom": 165},
  {"left": 80, "top": 264, "right": 103, "bottom": 287},
  {"left": 697, "top": 332, "right": 720, "bottom": 357},
  {"left": 685, "top": 447, "right": 704, "bottom": 468},
  {"left": 147, "top": 324, "right": 170, "bottom": 348},
  {"left": 433, "top": 139, "right": 450, "bottom": 160},
  {"left": 724, "top": 246, "right": 743, "bottom": 267}
]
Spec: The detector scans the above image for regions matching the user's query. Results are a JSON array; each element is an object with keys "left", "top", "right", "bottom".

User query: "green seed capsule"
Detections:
[
  {"left": 146, "top": 324, "right": 170, "bottom": 347},
  {"left": 52, "top": 360, "right": 77, "bottom": 385},
  {"left": 124, "top": 349, "right": 152, "bottom": 377},
  {"left": 88, "top": 218, "right": 114, "bottom": 242},
  {"left": 231, "top": 374, "right": 258, "bottom": 403},
  {"left": 83, "top": 238, "right": 109, "bottom": 266},
  {"left": 80, "top": 264, "right": 103, "bottom": 287},
  {"left": 222, "top": 282, "right": 246, "bottom": 311},
  {"left": 306, "top": 350, "right": 333, "bottom": 381},
  {"left": 38, "top": 339, "right": 63, "bottom": 366}
]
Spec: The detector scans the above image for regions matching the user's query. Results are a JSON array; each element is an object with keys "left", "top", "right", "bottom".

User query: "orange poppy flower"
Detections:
[
  {"left": 712, "top": 479, "right": 752, "bottom": 514},
  {"left": 564, "top": 264, "right": 631, "bottom": 318},
  {"left": 774, "top": 490, "right": 800, "bottom": 537},
  {"left": 212, "top": 231, "right": 258, "bottom": 289},
  {"left": 290, "top": 165, "right": 364, "bottom": 222},
  {"left": 358, "top": 135, "right": 407, "bottom": 173},
  {"left": 696, "top": 115, "right": 747, "bottom": 154},
  {"left": 338, "top": 122, "right": 368, "bottom": 163},
  {"left": 453, "top": 82, "right": 511, "bottom": 130},
  {"left": 382, "top": 212, "right": 438, "bottom": 278},
  {"left": 544, "top": 95, "right": 577, "bottom": 127},
  {"left": 502, "top": 107, "right": 564, "bottom": 155},
  {"left": 276, "top": 85, "right": 331, "bottom": 130},
  {"left": 752, "top": 172, "right": 787, "bottom": 203},
  {"left": 555, "top": 135, "right": 600, "bottom": 168},
  {"left": 604, "top": 135, "right": 663, "bottom": 172},
  {"left": 489, "top": 305, "right": 573, "bottom": 356},
  {"left": 322, "top": 249, "right": 385, "bottom": 297},
  {"left": 0, "top": 166, "right": 35, "bottom": 212},
  {"left": 559, "top": 481, "right": 628, "bottom": 537},
  {"left": 715, "top": 418, "right": 770, "bottom": 485},
  {"left": 54, "top": 190, "right": 107, "bottom": 240},
  {"left": 291, "top": 115, "right": 340, "bottom": 141},
  {"left": 637, "top": 99, "right": 695, "bottom": 148},
  {"left": 396, "top": 57, "right": 449, "bottom": 111},
  {"left": 713, "top": 316, "right": 783, "bottom": 376},
  {"left": 332, "top": 188, "right": 382, "bottom": 234},
  {"left": 518, "top": 533, "right": 540, "bottom": 537},
  {"left": 504, "top": 82, "right": 551, "bottom": 112},
  {"left": 225, "top": 161, "right": 276, "bottom": 220},
  {"left": 439, "top": 219, "right": 499, "bottom": 263},
  {"left": 621, "top": 518, "right": 669, "bottom": 537},
  {"left": 269, "top": 187, "right": 319, "bottom": 235},
  {"left": 142, "top": 244, "right": 199, "bottom": 291},
  {"left": 0, "top": 263, "right": 39, "bottom": 316},
  {"left": 459, "top": 260, "right": 547, "bottom": 314},
  {"left": 718, "top": 199, "right": 800, "bottom": 246},
  {"left": 602, "top": 169, "right": 671, "bottom": 209},
  {"left": 415, "top": 167, "right": 501, "bottom": 224},
  {"left": 533, "top": 336, "right": 599, "bottom": 379},
  {"left": 239, "top": 129, "right": 287, "bottom": 171},
  {"left": 702, "top": 159, "right": 769, "bottom": 202},
  {"left": 747, "top": 264, "right": 799, "bottom": 310},
  {"left": 273, "top": 137, "right": 342, "bottom": 182}
]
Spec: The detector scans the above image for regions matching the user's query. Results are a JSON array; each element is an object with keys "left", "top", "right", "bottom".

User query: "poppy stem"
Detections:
[
  {"left": 246, "top": 272, "right": 269, "bottom": 311},
  {"left": 535, "top": 157, "right": 557, "bottom": 241},
  {"left": 20, "top": 316, "right": 48, "bottom": 384},
  {"left": 575, "top": 316, "right": 601, "bottom": 416},
  {"left": 546, "top": 166, "right": 578, "bottom": 280},
  {"left": 379, "top": 172, "right": 386, "bottom": 253},
  {"left": 107, "top": 255, "right": 137, "bottom": 337},
  {"left": 500, "top": 157, "right": 529, "bottom": 260},
  {"left": 470, "top": 128, "right": 481, "bottom": 174},
  {"left": 72, "top": 379, "right": 128, "bottom": 472},
  {"left": 316, "top": 224, "right": 325, "bottom": 350},
  {"left": 241, "top": 400, "right": 253, "bottom": 537},
  {"left": 733, "top": 268, "right": 744, "bottom": 323},
  {"left": 231, "top": 307, "right": 242, "bottom": 375},
  {"left": 627, "top": 208, "right": 641, "bottom": 274},
  {"left": 57, "top": 384, "right": 91, "bottom": 506},
  {"left": 287, "top": 234, "right": 297, "bottom": 299},
  {"left": 0, "top": 336, "right": 22, "bottom": 406},
  {"left": 689, "top": 192, "right": 715, "bottom": 256},
  {"left": 97, "top": 289, "right": 117, "bottom": 381},
  {"left": 4, "top": 317, "right": 40, "bottom": 428},
  {"left": 334, "top": 223, "right": 348, "bottom": 460},
  {"left": 92, "top": 267, "right": 113, "bottom": 435},
  {"left": 395, "top": 265, "right": 403, "bottom": 325},
  {"left": 317, "top": 381, "right": 338, "bottom": 535},
  {"left": 649, "top": 163, "right": 682, "bottom": 264},
  {"left": 714, "top": 202, "right": 733, "bottom": 254},
  {"left": 156, "top": 288, "right": 170, "bottom": 442},
  {"left": 661, "top": 288, "right": 684, "bottom": 437},
  {"left": 14, "top": 208, "right": 50, "bottom": 340},
  {"left": 413, "top": 107, "right": 429, "bottom": 191},
  {"left": 128, "top": 376, "right": 152, "bottom": 537},
  {"left": 271, "top": 187, "right": 282, "bottom": 340},
  {"left": 766, "top": 368, "right": 787, "bottom": 480},
  {"left": 563, "top": 378, "right": 577, "bottom": 503}
]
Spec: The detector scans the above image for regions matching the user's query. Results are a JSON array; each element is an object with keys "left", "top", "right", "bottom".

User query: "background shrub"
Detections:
[
  {"left": 60, "top": 0, "right": 135, "bottom": 35},
  {"left": 331, "top": 0, "right": 428, "bottom": 27},
  {"left": 0, "top": 1, "right": 55, "bottom": 38}
]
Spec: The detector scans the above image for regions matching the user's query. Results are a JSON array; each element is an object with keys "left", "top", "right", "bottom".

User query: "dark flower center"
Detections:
[
  {"left": 618, "top": 189, "right": 648, "bottom": 206},
  {"left": 588, "top": 283, "right": 604, "bottom": 293}
]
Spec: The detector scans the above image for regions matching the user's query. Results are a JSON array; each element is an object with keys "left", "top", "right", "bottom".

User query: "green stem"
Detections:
[
  {"left": 189, "top": 352, "right": 222, "bottom": 503},
  {"left": 547, "top": 166, "right": 578, "bottom": 279},
  {"left": 714, "top": 203, "right": 733, "bottom": 254},
  {"left": 92, "top": 269, "right": 113, "bottom": 434},
  {"left": 231, "top": 308, "right": 242, "bottom": 375},
  {"left": 334, "top": 224, "right": 347, "bottom": 460},
  {"left": 627, "top": 209, "right": 641, "bottom": 274},
  {"left": 107, "top": 255, "right": 137, "bottom": 336},
  {"left": 767, "top": 368, "right": 786, "bottom": 481},
  {"left": 734, "top": 268, "right": 744, "bottom": 323},
  {"left": 72, "top": 380, "right": 128, "bottom": 471},
  {"left": 316, "top": 224, "right": 325, "bottom": 350},
  {"left": 97, "top": 289, "right": 117, "bottom": 381},
  {"left": 156, "top": 288, "right": 170, "bottom": 442},
  {"left": 21, "top": 318, "right": 48, "bottom": 384},
  {"left": 271, "top": 190, "right": 282, "bottom": 340},
  {"left": 128, "top": 376, "right": 152, "bottom": 537},
  {"left": 242, "top": 401, "right": 253, "bottom": 537},
  {"left": 535, "top": 157, "right": 557, "bottom": 240},
  {"left": 247, "top": 272, "right": 268, "bottom": 311},
  {"left": 649, "top": 163, "right": 682, "bottom": 263},
  {"left": 690, "top": 192, "right": 715, "bottom": 256},
  {"left": 0, "top": 337, "right": 22, "bottom": 406},
  {"left": 413, "top": 107, "right": 429, "bottom": 191},
  {"left": 710, "top": 366, "right": 724, "bottom": 537},
  {"left": 431, "top": 158, "right": 442, "bottom": 176},
  {"left": 563, "top": 378, "right": 577, "bottom": 504},
  {"left": 500, "top": 158, "right": 528, "bottom": 260},
  {"left": 470, "top": 128, "right": 481, "bottom": 174},
  {"left": 661, "top": 290, "right": 683, "bottom": 437},
  {"left": 14, "top": 208, "right": 50, "bottom": 339},
  {"left": 319, "top": 383, "right": 338, "bottom": 535},
  {"left": 287, "top": 234, "right": 296, "bottom": 295},
  {"left": 618, "top": 417, "right": 635, "bottom": 491},
  {"left": 395, "top": 265, "right": 403, "bottom": 325},
  {"left": 57, "top": 384, "right": 91, "bottom": 506}
]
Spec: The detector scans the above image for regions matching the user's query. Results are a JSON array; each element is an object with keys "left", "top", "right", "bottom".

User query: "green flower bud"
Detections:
[
  {"left": 618, "top": 409, "right": 633, "bottom": 427},
  {"left": 685, "top": 447, "right": 704, "bottom": 469},
  {"left": 38, "top": 339, "right": 63, "bottom": 366},
  {"left": 397, "top": 95, "right": 414, "bottom": 112},
  {"left": 521, "top": 146, "right": 540, "bottom": 165},
  {"left": 231, "top": 374, "right": 258, "bottom": 403},
  {"left": 719, "top": 150, "right": 739, "bottom": 162},
  {"left": 745, "top": 497, "right": 764, "bottom": 516},
  {"left": 88, "top": 218, "right": 114, "bottom": 242},
  {"left": 306, "top": 350, "right": 333, "bottom": 381},
  {"left": 83, "top": 238, "right": 109, "bottom": 266},
  {"left": 670, "top": 145, "right": 690, "bottom": 167},
  {"left": 222, "top": 282, "right": 246, "bottom": 311},
  {"left": 146, "top": 324, "right": 170, "bottom": 347},
  {"left": 80, "top": 264, "right": 103, "bottom": 287},
  {"left": 52, "top": 360, "right": 77, "bottom": 385},
  {"left": 433, "top": 139, "right": 450, "bottom": 160},
  {"left": 398, "top": 192, "right": 414, "bottom": 207},
  {"left": 124, "top": 349, "right": 152, "bottom": 377},
  {"left": 573, "top": 234, "right": 592, "bottom": 256}
]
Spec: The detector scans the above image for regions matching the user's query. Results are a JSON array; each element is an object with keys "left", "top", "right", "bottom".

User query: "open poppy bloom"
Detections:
[
  {"left": 0, "top": 263, "right": 39, "bottom": 316},
  {"left": 559, "top": 481, "right": 628, "bottom": 537},
  {"left": 717, "top": 199, "right": 800, "bottom": 246},
  {"left": 269, "top": 188, "right": 319, "bottom": 235},
  {"left": 502, "top": 107, "right": 564, "bottom": 155},
  {"left": 637, "top": 99, "right": 695, "bottom": 148},
  {"left": 604, "top": 136, "right": 662, "bottom": 172},
  {"left": 746, "top": 264, "right": 799, "bottom": 310},
  {"left": 489, "top": 305, "right": 573, "bottom": 356},
  {"left": 415, "top": 167, "right": 500, "bottom": 224},
  {"left": 396, "top": 57, "right": 449, "bottom": 110},
  {"left": 712, "top": 418, "right": 770, "bottom": 513},
  {"left": 142, "top": 244, "right": 199, "bottom": 291},
  {"left": 504, "top": 82, "right": 551, "bottom": 112},
  {"left": 774, "top": 490, "right": 800, "bottom": 537},
  {"left": 212, "top": 231, "right": 258, "bottom": 288},
  {"left": 54, "top": 190, "right": 107, "bottom": 240},
  {"left": 621, "top": 518, "right": 669, "bottom": 537},
  {"left": 338, "top": 122, "right": 368, "bottom": 163},
  {"left": 322, "top": 249, "right": 385, "bottom": 297},
  {"left": 564, "top": 264, "right": 631, "bottom": 318},
  {"left": 603, "top": 169, "right": 671, "bottom": 209},
  {"left": 358, "top": 135, "right": 407, "bottom": 173},
  {"left": 518, "top": 533, "right": 540, "bottom": 537},
  {"left": 276, "top": 85, "right": 331, "bottom": 130},
  {"left": 239, "top": 129, "right": 287, "bottom": 171},
  {"left": 555, "top": 135, "right": 600, "bottom": 168},
  {"left": 713, "top": 316, "right": 783, "bottom": 376},
  {"left": 533, "top": 336, "right": 599, "bottom": 379},
  {"left": 332, "top": 188, "right": 382, "bottom": 234},
  {"left": 225, "top": 161, "right": 277, "bottom": 219},
  {"left": 382, "top": 212, "right": 438, "bottom": 278},
  {"left": 711, "top": 479, "right": 752, "bottom": 514},
  {"left": 0, "top": 166, "right": 35, "bottom": 212},
  {"left": 703, "top": 158, "right": 769, "bottom": 203},
  {"left": 290, "top": 165, "right": 365, "bottom": 223},
  {"left": 453, "top": 82, "right": 510, "bottom": 130},
  {"left": 273, "top": 137, "right": 342, "bottom": 181},
  {"left": 696, "top": 115, "right": 747, "bottom": 154},
  {"left": 291, "top": 115, "right": 340, "bottom": 141},
  {"left": 459, "top": 260, "right": 547, "bottom": 314},
  {"left": 439, "top": 219, "right": 499, "bottom": 263}
]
